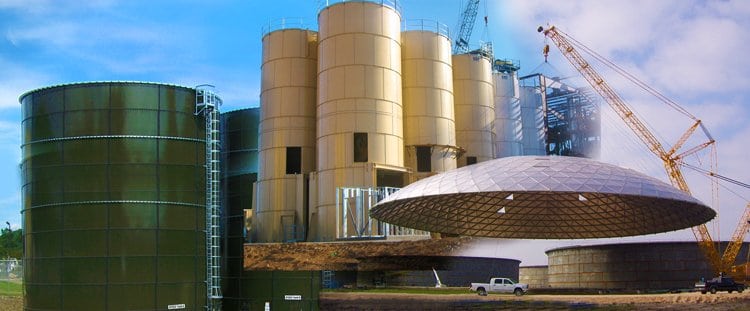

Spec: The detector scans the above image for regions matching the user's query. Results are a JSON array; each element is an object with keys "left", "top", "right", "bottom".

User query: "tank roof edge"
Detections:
[
  {"left": 544, "top": 241, "right": 747, "bottom": 254},
  {"left": 18, "top": 81, "right": 195, "bottom": 103}
]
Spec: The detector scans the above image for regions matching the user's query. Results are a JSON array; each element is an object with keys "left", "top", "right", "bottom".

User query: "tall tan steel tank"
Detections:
[
  {"left": 401, "top": 21, "right": 457, "bottom": 181},
  {"left": 315, "top": 0, "right": 405, "bottom": 241},
  {"left": 257, "top": 25, "right": 318, "bottom": 243},
  {"left": 452, "top": 52, "right": 495, "bottom": 166},
  {"left": 519, "top": 86, "right": 546, "bottom": 155},
  {"left": 493, "top": 70, "right": 523, "bottom": 158}
]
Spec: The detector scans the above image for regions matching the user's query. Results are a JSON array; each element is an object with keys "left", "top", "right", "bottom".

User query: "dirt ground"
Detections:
[
  {"left": 3, "top": 291, "right": 748, "bottom": 310},
  {"left": 0, "top": 296, "right": 22, "bottom": 311},
  {"left": 245, "top": 237, "right": 471, "bottom": 271},
  {"left": 321, "top": 291, "right": 750, "bottom": 310}
]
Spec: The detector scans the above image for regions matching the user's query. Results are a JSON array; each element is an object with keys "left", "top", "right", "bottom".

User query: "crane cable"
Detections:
[
  {"left": 551, "top": 27, "right": 750, "bottom": 252},
  {"left": 680, "top": 162, "right": 750, "bottom": 192},
  {"left": 547, "top": 28, "right": 671, "bottom": 147},
  {"left": 555, "top": 28, "right": 699, "bottom": 121}
]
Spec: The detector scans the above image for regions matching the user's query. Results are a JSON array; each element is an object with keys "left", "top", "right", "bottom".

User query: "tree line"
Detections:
[{"left": 0, "top": 228, "right": 22, "bottom": 259}]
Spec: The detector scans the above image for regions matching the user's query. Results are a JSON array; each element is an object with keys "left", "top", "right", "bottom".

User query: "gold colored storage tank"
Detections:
[
  {"left": 257, "top": 25, "right": 318, "bottom": 243},
  {"left": 315, "top": 0, "right": 405, "bottom": 241},
  {"left": 401, "top": 21, "right": 457, "bottom": 180},
  {"left": 519, "top": 86, "right": 546, "bottom": 155},
  {"left": 452, "top": 52, "right": 495, "bottom": 166},
  {"left": 493, "top": 71, "right": 523, "bottom": 158}
]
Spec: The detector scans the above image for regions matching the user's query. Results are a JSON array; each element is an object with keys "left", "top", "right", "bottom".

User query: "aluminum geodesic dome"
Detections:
[{"left": 371, "top": 156, "right": 715, "bottom": 239}]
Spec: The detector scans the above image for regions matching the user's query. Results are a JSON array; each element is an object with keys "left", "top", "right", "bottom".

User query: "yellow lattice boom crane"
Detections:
[{"left": 538, "top": 25, "right": 750, "bottom": 279}]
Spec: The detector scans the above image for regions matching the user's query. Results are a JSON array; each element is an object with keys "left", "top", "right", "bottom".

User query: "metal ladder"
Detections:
[{"left": 195, "top": 86, "right": 223, "bottom": 310}]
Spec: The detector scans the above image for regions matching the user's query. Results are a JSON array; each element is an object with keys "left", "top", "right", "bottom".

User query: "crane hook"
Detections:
[{"left": 543, "top": 44, "right": 550, "bottom": 63}]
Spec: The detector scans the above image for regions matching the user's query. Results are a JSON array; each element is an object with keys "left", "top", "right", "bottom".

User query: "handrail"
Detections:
[
  {"left": 261, "top": 18, "right": 316, "bottom": 38},
  {"left": 318, "top": 0, "right": 401, "bottom": 15},
  {"left": 402, "top": 19, "right": 450, "bottom": 38}
]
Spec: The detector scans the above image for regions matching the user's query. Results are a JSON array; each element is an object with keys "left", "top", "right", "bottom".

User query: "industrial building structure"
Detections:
[
  {"left": 520, "top": 73, "right": 601, "bottom": 158},
  {"left": 253, "top": 0, "right": 591, "bottom": 244},
  {"left": 17, "top": 1, "right": 733, "bottom": 311}
]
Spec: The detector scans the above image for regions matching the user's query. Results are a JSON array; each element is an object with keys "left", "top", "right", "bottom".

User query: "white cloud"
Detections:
[
  {"left": 0, "top": 58, "right": 51, "bottom": 109},
  {"left": 646, "top": 16, "right": 750, "bottom": 95},
  {"left": 474, "top": 0, "right": 750, "bottom": 264},
  {"left": 4, "top": 1, "right": 205, "bottom": 77}
]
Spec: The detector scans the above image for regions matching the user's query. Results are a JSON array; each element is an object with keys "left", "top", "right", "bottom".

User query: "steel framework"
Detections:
[{"left": 452, "top": 0, "right": 480, "bottom": 54}]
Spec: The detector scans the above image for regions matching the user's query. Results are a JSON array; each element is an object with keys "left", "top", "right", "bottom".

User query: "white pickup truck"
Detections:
[{"left": 470, "top": 277, "right": 528, "bottom": 296}]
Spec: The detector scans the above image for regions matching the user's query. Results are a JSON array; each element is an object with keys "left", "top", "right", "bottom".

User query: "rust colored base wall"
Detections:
[
  {"left": 546, "top": 242, "right": 750, "bottom": 290},
  {"left": 519, "top": 265, "right": 549, "bottom": 288}
]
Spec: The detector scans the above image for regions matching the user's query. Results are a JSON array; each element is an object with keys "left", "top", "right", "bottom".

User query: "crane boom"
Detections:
[
  {"left": 453, "top": 0, "right": 480, "bottom": 54},
  {"left": 538, "top": 25, "right": 729, "bottom": 275}
]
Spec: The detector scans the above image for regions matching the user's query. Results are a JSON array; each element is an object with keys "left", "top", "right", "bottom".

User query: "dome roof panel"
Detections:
[{"left": 371, "top": 156, "right": 715, "bottom": 239}]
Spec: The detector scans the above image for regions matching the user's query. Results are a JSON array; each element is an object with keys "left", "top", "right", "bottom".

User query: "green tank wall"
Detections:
[
  {"left": 20, "top": 82, "right": 207, "bottom": 310},
  {"left": 220, "top": 108, "right": 259, "bottom": 310},
  {"left": 239, "top": 271, "right": 320, "bottom": 311}
]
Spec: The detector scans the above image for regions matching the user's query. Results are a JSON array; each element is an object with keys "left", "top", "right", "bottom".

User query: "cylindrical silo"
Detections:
[
  {"left": 519, "top": 86, "right": 546, "bottom": 155},
  {"left": 492, "top": 70, "right": 523, "bottom": 158},
  {"left": 545, "top": 242, "right": 750, "bottom": 290},
  {"left": 315, "top": 1, "right": 405, "bottom": 241},
  {"left": 452, "top": 52, "right": 495, "bottom": 167},
  {"left": 519, "top": 265, "right": 549, "bottom": 288},
  {"left": 20, "top": 82, "right": 207, "bottom": 310},
  {"left": 220, "top": 108, "right": 259, "bottom": 310},
  {"left": 401, "top": 20, "right": 457, "bottom": 181},
  {"left": 257, "top": 25, "right": 318, "bottom": 243}
]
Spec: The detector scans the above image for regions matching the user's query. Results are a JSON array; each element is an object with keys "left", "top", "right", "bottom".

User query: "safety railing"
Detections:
[
  {"left": 261, "top": 18, "right": 316, "bottom": 38},
  {"left": 318, "top": 0, "right": 401, "bottom": 15},
  {"left": 402, "top": 19, "right": 450, "bottom": 38}
]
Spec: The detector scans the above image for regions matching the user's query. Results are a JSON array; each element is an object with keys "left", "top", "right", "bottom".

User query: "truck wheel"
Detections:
[
  {"left": 514, "top": 288, "right": 524, "bottom": 296},
  {"left": 478, "top": 288, "right": 487, "bottom": 296},
  {"left": 710, "top": 287, "right": 717, "bottom": 294},
  {"left": 738, "top": 287, "right": 744, "bottom": 293},
  {"left": 700, "top": 290, "right": 706, "bottom": 294},
  {"left": 728, "top": 289, "right": 733, "bottom": 293}
]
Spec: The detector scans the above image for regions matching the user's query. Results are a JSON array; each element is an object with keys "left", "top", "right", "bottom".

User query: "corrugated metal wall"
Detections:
[
  {"left": 314, "top": 1, "right": 405, "bottom": 241},
  {"left": 401, "top": 27, "right": 458, "bottom": 181},
  {"left": 257, "top": 28, "right": 318, "bottom": 243},
  {"left": 452, "top": 53, "right": 495, "bottom": 166}
]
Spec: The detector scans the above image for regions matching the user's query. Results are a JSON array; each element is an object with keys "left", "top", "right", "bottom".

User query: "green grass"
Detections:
[{"left": 0, "top": 280, "right": 22, "bottom": 296}]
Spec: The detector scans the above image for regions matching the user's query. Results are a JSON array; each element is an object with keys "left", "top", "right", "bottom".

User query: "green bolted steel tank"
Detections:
[
  {"left": 20, "top": 82, "right": 208, "bottom": 310},
  {"left": 219, "top": 108, "right": 259, "bottom": 310}
]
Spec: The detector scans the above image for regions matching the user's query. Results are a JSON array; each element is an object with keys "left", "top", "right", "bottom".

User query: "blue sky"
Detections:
[{"left": 1, "top": 0, "right": 749, "bottom": 265}]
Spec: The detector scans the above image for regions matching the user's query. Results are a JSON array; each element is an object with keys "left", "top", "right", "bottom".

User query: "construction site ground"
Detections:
[
  {"left": 1, "top": 291, "right": 747, "bottom": 310},
  {"left": 321, "top": 290, "right": 750, "bottom": 310}
]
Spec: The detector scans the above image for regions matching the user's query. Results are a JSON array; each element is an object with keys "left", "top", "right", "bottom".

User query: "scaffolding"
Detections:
[
  {"left": 519, "top": 74, "right": 601, "bottom": 158},
  {"left": 545, "top": 85, "right": 601, "bottom": 158},
  {"left": 195, "top": 86, "right": 223, "bottom": 310},
  {"left": 336, "top": 187, "right": 430, "bottom": 239}
]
